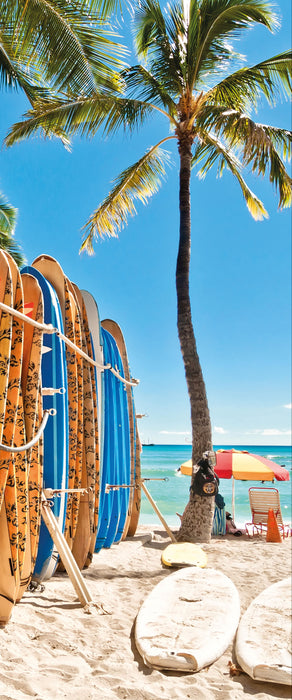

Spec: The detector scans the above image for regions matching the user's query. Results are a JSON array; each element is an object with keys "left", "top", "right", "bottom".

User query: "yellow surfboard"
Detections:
[{"left": 161, "top": 542, "right": 207, "bottom": 568}]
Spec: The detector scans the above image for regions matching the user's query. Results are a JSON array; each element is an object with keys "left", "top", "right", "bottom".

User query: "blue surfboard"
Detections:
[
  {"left": 95, "top": 328, "right": 116, "bottom": 552},
  {"left": 21, "top": 266, "right": 69, "bottom": 581},
  {"left": 103, "top": 332, "right": 122, "bottom": 548},
  {"left": 111, "top": 337, "right": 130, "bottom": 544}
]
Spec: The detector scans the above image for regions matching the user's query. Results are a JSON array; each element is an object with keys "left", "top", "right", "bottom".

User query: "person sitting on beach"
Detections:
[{"left": 226, "top": 512, "right": 242, "bottom": 537}]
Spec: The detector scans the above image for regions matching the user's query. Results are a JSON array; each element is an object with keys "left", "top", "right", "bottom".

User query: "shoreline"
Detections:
[{"left": 1, "top": 525, "right": 291, "bottom": 700}]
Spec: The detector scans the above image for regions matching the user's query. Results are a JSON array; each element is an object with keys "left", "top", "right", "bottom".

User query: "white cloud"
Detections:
[
  {"left": 160, "top": 430, "right": 191, "bottom": 435},
  {"left": 283, "top": 403, "right": 292, "bottom": 409},
  {"left": 213, "top": 426, "right": 228, "bottom": 434},
  {"left": 248, "top": 428, "right": 292, "bottom": 436}
]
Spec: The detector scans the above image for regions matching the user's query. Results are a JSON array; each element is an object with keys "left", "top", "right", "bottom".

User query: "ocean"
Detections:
[{"left": 139, "top": 445, "right": 292, "bottom": 528}]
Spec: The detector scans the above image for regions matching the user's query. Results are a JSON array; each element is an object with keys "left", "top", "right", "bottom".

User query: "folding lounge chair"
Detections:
[{"left": 245, "top": 487, "right": 290, "bottom": 538}]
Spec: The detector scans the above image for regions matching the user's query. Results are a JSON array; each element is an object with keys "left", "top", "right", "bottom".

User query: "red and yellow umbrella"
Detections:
[{"left": 180, "top": 449, "right": 289, "bottom": 519}]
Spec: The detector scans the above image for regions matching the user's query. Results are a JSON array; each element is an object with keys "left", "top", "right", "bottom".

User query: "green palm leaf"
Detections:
[
  {"left": 196, "top": 108, "right": 292, "bottom": 208},
  {"left": 193, "top": 133, "right": 268, "bottom": 219},
  {"left": 192, "top": 0, "right": 278, "bottom": 87},
  {"left": 81, "top": 142, "right": 173, "bottom": 252},
  {"left": 0, "top": 0, "right": 126, "bottom": 97},
  {"left": 209, "top": 50, "right": 292, "bottom": 109},
  {"left": 4, "top": 92, "right": 154, "bottom": 147},
  {"left": 0, "top": 192, "right": 25, "bottom": 267}
]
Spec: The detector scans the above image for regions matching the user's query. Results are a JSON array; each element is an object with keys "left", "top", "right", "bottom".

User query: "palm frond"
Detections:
[
  {"left": 209, "top": 50, "right": 292, "bottom": 110},
  {"left": 192, "top": 132, "right": 268, "bottom": 219},
  {"left": 80, "top": 142, "right": 173, "bottom": 253},
  {"left": 191, "top": 0, "right": 278, "bottom": 87},
  {"left": 123, "top": 64, "right": 177, "bottom": 117},
  {"left": 196, "top": 106, "right": 292, "bottom": 208},
  {"left": 133, "top": 0, "right": 185, "bottom": 96},
  {"left": 0, "top": 0, "right": 126, "bottom": 97},
  {"left": 0, "top": 191, "right": 25, "bottom": 267},
  {"left": 4, "top": 92, "right": 154, "bottom": 147}
]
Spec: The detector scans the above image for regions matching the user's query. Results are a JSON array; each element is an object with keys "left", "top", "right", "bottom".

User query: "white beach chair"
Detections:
[{"left": 245, "top": 487, "right": 290, "bottom": 538}]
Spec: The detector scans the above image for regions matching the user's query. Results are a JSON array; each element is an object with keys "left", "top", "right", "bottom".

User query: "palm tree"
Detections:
[
  {"left": 0, "top": 0, "right": 124, "bottom": 262},
  {"left": 0, "top": 191, "right": 24, "bottom": 266},
  {"left": 4, "top": 0, "right": 292, "bottom": 540}
]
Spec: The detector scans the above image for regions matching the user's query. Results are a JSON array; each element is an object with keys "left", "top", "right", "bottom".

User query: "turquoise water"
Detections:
[{"left": 139, "top": 445, "right": 292, "bottom": 528}]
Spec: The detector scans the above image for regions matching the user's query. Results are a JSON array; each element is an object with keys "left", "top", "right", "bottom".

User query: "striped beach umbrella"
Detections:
[{"left": 180, "top": 449, "right": 289, "bottom": 520}]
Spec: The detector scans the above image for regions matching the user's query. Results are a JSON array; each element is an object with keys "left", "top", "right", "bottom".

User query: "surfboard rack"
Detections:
[
  {"left": 104, "top": 477, "right": 176, "bottom": 541},
  {"left": 42, "top": 386, "right": 66, "bottom": 396},
  {"left": 41, "top": 492, "right": 96, "bottom": 611},
  {"left": 0, "top": 300, "right": 139, "bottom": 387},
  {"left": 0, "top": 409, "right": 55, "bottom": 452}
]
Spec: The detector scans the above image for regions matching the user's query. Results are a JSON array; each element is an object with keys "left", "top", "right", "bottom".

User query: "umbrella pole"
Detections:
[{"left": 232, "top": 477, "right": 235, "bottom": 522}]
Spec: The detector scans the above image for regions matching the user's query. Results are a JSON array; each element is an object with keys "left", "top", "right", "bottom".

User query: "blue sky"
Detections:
[{"left": 1, "top": 0, "right": 291, "bottom": 446}]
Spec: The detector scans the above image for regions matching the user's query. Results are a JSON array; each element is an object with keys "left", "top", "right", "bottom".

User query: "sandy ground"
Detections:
[{"left": 0, "top": 526, "right": 291, "bottom": 700}]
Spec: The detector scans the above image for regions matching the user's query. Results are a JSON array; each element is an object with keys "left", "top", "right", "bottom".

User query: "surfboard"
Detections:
[
  {"left": 16, "top": 273, "right": 44, "bottom": 603},
  {"left": 0, "top": 252, "right": 13, "bottom": 505},
  {"left": 127, "top": 419, "right": 141, "bottom": 537},
  {"left": 101, "top": 320, "right": 135, "bottom": 540},
  {"left": 111, "top": 337, "right": 130, "bottom": 544},
  {"left": 71, "top": 283, "right": 98, "bottom": 568},
  {"left": 32, "top": 256, "right": 82, "bottom": 557},
  {"left": 235, "top": 576, "right": 292, "bottom": 685},
  {"left": 135, "top": 566, "right": 240, "bottom": 672},
  {"left": 0, "top": 251, "right": 21, "bottom": 624},
  {"left": 103, "top": 331, "right": 130, "bottom": 547},
  {"left": 94, "top": 328, "right": 116, "bottom": 553},
  {"left": 22, "top": 266, "right": 68, "bottom": 582},
  {"left": 2, "top": 252, "right": 26, "bottom": 583},
  {"left": 81, "top": 290, "right": 104, "bottom": 555},
  {"left": 161, "top": 542, "right": 208, "bottom": 568},
  {"left": 81, "top": 290, "right": 104, "bottom": 481}
]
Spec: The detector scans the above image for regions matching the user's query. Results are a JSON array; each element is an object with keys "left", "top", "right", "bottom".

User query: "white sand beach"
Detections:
[{"left": 0, "top": 526, "right": 291, "bottom": 700}]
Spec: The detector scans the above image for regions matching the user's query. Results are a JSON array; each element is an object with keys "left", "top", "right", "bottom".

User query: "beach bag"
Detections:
[{"left": 190, "top": 457, "right": 219, "bottom": 498}]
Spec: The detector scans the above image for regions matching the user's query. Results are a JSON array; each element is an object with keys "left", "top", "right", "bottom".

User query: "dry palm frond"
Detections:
[{"left": 80, "top": 142, "right": 173, "bottom": 253}]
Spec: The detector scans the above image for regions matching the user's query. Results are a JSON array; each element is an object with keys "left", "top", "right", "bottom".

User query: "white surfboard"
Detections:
[
  {"left": 135, "top": 567, "right": 240, "bottom": 672},
  {"left": 235, "top": 576, "right": 292, "bottom": 686}
]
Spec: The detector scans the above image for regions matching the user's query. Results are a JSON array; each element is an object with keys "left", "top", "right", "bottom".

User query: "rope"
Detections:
[
  {"left": 0, "top": 409, "right": 55, "bottom": 452},
  {"left": 0, "top": 301, "right": 139, "bottom": 388}
]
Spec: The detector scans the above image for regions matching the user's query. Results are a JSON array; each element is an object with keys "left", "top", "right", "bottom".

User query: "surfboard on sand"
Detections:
[
  {"left": 161, "top": 542, "right": 207, "bottom": 568},
  {"left": 235, "top": 576, "right": 292, "bottom": 686},
  {"left": 135, "top": 567, "right": 240, "bottom": 672}
]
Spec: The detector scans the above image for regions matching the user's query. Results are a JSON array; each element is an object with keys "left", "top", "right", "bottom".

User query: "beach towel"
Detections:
[{"left": 212, "top": 504, "right": 226, "bottom": 536}]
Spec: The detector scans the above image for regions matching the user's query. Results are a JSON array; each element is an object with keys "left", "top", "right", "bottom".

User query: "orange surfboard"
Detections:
[
  {"left": 74, "top": 284, "right": 99, "bottom": 567},
  {"left": 69, "top": 280, "right": 96, "bottom": 570},
  {"left": 16, "top": 273, "right": 44, "bottom": 603}
]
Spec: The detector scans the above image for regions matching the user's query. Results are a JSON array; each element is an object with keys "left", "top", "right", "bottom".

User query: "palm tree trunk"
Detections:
[{"left": 176, "top": 134, "right": 214, "bottom": 543}]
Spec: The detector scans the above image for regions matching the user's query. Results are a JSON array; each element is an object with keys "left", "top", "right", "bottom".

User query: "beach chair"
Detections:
[{"left": 245, "top": 487, "right": 290, "bottom": 538}]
